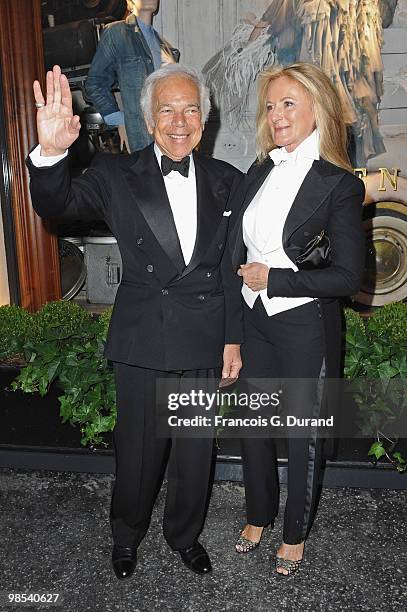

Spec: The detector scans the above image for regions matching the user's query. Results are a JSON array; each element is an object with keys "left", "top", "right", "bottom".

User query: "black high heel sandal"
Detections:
[
  {"left": 235, "top": 524, "right": 269, "bottom": 554},
  {"left": 275, "top": 556, "right": 302, "bottom": 576},
  {"left": 275, "top": 541, "right": 304, "bottom": 576}
]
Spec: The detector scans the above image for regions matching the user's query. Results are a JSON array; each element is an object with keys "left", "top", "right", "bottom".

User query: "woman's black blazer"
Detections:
[{"left": 230, "top": 156, "right": 366, "bottom": 377}]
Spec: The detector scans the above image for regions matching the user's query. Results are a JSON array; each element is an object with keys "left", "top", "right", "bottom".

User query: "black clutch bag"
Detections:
[{"left": 295, "top": 230, "right": 331, "bottom": 270}]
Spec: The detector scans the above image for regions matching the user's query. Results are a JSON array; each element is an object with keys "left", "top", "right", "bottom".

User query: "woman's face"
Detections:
[{"left": 266, "top": 76, "right": 316, "bottom": 152}]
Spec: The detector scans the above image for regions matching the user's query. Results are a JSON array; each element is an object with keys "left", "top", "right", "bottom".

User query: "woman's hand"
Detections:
[
  {"left": 238, "top": 263, "right": 269, "bottom": 291},
  {"left": 33, "top": 65, "right": 81, "bottom": 156}
]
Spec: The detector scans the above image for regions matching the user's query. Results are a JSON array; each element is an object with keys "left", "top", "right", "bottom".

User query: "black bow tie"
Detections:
[{"left": 161, "top": 154, "right": 190, "bottom": 178}]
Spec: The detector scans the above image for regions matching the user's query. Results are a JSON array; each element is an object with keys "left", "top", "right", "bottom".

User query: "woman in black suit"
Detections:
[{"left": 230, "top": 62, "right": 365, "bottom": 575}]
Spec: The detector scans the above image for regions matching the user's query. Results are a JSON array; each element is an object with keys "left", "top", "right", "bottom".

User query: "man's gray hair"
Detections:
[{"left": 140, "top": 64, "right": 211, "bottom": 127}]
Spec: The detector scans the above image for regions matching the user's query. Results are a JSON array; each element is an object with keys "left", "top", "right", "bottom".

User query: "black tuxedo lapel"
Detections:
[
  {"left": 231, "top": 157, "right": 273, "bottom": 269},
  {"left": 282, "top": 159, "right": 344, "bottom": 245},
  {"left": 230, "top": 157, "right": 346, "bottom": 269},
  {"left": 178, "top": 152, "right": 227, "bottom": 279},
  {"left": 123, "top": 145, "right": 186, "bottom": 274},
  {"left": 243, "top": 157, "right": 274, "bottom": 212}
]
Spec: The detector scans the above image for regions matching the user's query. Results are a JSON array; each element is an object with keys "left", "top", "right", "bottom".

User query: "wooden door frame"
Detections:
[{"left": 0, "top": 0, "right": 61, "bottom": 310}]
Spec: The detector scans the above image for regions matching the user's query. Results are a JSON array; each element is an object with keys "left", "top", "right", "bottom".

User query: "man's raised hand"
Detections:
[{"left": 33, "top": 65, "right": 81, "bottom": 156}]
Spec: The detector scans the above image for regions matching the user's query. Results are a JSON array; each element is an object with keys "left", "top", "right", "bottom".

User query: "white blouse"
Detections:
[{"left": 242, "top": 130, "right": 320, "bottom": 317}]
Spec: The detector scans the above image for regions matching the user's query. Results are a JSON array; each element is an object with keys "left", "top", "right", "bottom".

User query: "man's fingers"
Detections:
[
  {"left": 53, "top": 65, "right": 62, "bottom": 107},
  {"left": 221, "top": 361, "right": 241, "bottom": 379},
  {"left": 227, "top": 356, "right": 242, "bottom": 378},
  {"left": 229, "top": 362, "right": 241, "bottom": 378},
  {"left": 60, "top": 73, "right": 73, "bottom": 111},
  {"left": 33, "top": 80, "right": 45, "bottom": 106},
  {"left": 222, "top": 361, "right": 231, "bottom": 378},
  {"left": 45, "top": 70, "right": 55, "bottom": 106},
  {"left": 222, "top": 357, "right": 235, "bottom": 378},
  {"left": 69, "top": 116, "right": 81, "bottom": 131}
]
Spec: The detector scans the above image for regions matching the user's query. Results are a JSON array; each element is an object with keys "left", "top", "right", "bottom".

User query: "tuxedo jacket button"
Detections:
[
  {"left": 206, "top": 272, "right": 212, "bottom": 278},
  {"left": 162, "top": 288, "right": 169, "bottom": 295},
  {"left": 146, "top": 264, "right": 154, "bottom": 272},
  {"left": 198, "top": 294, "right": 205, "bottom": 301},
  {"left": 137, "top": 237, "right": 144, "bottom": 245}
]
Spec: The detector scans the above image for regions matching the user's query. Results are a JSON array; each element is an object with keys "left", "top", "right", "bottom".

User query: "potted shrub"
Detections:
[
  {"left": 344, "top": 303, "right": 407, "bottom": 472},
  {"left": 0, "top": 301, "right": 116, "bottom": 449},
  {"left": 0, "top": 303, "right": 61, "bottom": 448}
]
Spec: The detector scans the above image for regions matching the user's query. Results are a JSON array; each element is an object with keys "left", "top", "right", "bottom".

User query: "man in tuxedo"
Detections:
[{"left": 27, "top": 64, "right": 243, "bottom": 578}]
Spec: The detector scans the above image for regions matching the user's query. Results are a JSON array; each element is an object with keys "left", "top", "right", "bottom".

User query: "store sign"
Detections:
[{"left": 354, "top": 168, "right": 400, "bottom": 191}]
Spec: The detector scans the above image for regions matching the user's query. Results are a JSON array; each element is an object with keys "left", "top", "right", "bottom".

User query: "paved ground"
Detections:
[{"left": 0, "top": 469, "right": 406, "bottom": 612}]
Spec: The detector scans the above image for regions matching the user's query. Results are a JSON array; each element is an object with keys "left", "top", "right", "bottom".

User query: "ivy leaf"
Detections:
[
  {"left": 368, "top": 441, "right": 386, "bottom": 459},
  {"left": 47, "top": 361, "right": 60, "bottom": 383},
  {"left": 38, "top": 376, "right": 50, "bottom": 397},
  {"left": 376, "top": 362, "right": 399, "bottom": 379},
  {"left": 393, "top": 452, "right": 406, "bottom": 464}
]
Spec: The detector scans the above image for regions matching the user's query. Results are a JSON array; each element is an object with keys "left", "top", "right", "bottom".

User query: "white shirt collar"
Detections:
[
  {"left": 154, "top": 144, "right": 195, "bottom": 177},
  {"left": 269, "top": 129, "right": 320, "bottom": 165}
]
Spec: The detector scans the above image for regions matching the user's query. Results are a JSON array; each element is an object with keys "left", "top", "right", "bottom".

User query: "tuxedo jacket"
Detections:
[
  {"left": 230, "top": 156, "right": 365, "bottom": 377},
  {"left": 27, "top": 144, "right": 243, "bottom": 371}
]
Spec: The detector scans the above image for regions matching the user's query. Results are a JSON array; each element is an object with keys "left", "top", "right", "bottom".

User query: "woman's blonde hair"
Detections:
[{"left": 256, "top": 62, "right": 352, "bottom": 171}]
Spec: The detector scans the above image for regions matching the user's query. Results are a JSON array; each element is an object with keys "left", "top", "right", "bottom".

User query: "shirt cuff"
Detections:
[
  {"left": 103, "top": 111, "right": 124, "bottom": 126},
  {"left": 30, "top": 144, "right": 68, "bottom": 167}
]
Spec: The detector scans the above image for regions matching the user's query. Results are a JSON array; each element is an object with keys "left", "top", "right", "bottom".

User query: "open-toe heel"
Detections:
[
  {"left": 275, "top": 541, "right": 304, "bottom": 576},
  {"left": 235, "top": 524, "right": 269, "bottom": 554},
  {"left": 275, "top": 556, "right": 302, "bottom": 576}
]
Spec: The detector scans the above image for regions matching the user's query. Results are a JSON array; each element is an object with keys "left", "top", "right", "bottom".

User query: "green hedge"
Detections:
[
  {"left": 2, "top": 300, "right": 406, "bottom": 469},
  {"left": 344, "top": 303, "right": 407, "bottom": 471},
  {"left": 0, "top": 305, "right": 39, "bottom": 360}
]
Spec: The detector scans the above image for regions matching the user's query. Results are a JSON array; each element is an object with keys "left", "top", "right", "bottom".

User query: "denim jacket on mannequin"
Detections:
[{"left": 85, "top": 15, "right": 179, "bottom": 152}]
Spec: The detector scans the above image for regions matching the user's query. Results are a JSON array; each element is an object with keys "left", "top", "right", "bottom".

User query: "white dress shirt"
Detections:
[
  {"left": 154, "top": 144, "right": 197, "bottom": 266},
  {"left": 30, "top": 145, "right": 68, "bottom": 167},
  {"left": 242, "top": 130, "right": 320, "bottom": 316},
  {"left": 29, "top": 143, "right": 198, "bottom": 266}
]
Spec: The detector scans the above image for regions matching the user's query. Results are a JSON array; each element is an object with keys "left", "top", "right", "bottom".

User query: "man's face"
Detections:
[
  {"left": 147, "top": 76, "right": 203, "bottom": 160},
  {"left": 128, "top": 1, "right": 159, "bottom": 13}
]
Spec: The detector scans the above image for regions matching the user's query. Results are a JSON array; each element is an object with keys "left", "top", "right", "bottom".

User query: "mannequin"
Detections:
[
  {"left": 85, "top": 0, "right": 179, "bottom": 152},
  {"left": 203, "top": 0, "right": 389, "bottom": 166}
]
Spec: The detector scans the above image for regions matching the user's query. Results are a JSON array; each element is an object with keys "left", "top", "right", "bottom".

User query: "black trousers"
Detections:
[
  {"left": 240, "top": 298, "right": 325, "bottom": 545},
  {"left": 110, "top": 363, "right": 217, "bottom": 550}
]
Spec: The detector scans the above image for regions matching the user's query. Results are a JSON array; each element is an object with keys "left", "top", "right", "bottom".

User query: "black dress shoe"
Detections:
[
  {"left": 179, "top": 542, "right": 212, "bottom": 575},
  {"left": 112, "top": 545, "right": 137, "bottom": 580}
]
